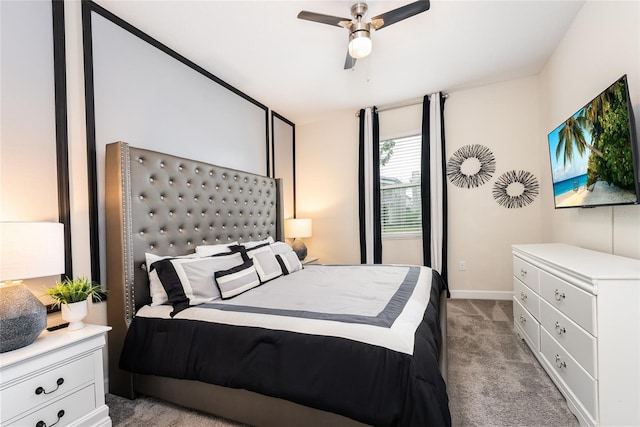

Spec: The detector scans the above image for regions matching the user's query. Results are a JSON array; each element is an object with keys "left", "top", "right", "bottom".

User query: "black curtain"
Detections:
[
  {"left": 358, "top": 107, "right": 382, "bottom": 264},
  {"left": 421, "top": 94, "right": 448, "bottom": 283}
]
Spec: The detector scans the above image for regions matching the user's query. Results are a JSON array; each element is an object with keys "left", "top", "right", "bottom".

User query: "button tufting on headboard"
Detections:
[{"left": 105, "top": 142, "right": 283, "bottom": 312}]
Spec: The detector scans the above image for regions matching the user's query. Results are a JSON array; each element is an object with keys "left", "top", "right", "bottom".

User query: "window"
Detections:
[{"left": 380, "top": 134, "right": 421, "bottom": 236}]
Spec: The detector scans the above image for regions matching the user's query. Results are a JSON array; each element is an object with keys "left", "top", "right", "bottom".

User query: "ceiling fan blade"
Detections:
[
  {"left": 297, "top": 11, "right": 352, "bottom": 29},
  {"left": 344, "top": 51, "right": 357, "bottom": 70},
  {"left": 370, "top": 0, "right": 430, "bottom": 30}
]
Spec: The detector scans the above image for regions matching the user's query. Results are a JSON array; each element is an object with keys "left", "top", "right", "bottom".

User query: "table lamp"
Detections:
[
  {"left": 284, "top": 218, "right": 312, "bottom": 260},
  {"left": 0, "top": 222, "right": 64, "bottom": 352}
]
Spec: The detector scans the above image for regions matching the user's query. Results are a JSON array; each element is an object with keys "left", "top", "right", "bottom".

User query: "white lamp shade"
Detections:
[
  {"left": 284, "top": 218, "right": 312, "bottom": 239},
  {"left": 0, "top": 222, "right": 65, "bottom": 282}
]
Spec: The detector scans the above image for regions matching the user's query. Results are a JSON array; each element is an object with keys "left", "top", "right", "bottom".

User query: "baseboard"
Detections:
[{"left": 449, "top": 290, "right": 513, "bottom": 300}]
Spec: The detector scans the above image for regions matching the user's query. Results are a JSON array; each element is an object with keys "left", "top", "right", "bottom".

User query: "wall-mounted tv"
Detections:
[{"left": 547, "top": 74, "right": 640, "bottom": 209}]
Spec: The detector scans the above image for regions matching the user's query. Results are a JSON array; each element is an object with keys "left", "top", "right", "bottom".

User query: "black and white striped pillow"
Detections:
[
  {"left": 150, "top": 252, "right": 244, "bottom": 316},
  {"left": 214, "top": 259, "right": 261, "bottom": 299},
  {"left": 275, "top": 251, "right": 303, "bottom": 275},
  {"left": 246, "top": 244, "right": 283, "bottom": 283}
]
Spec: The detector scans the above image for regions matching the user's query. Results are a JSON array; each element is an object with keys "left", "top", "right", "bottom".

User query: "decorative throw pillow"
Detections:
[
  {"left": 245, "top": 244, "right": 283, "bottom": 283},
  {"left": 276, "top": 251, "right": 303, "bottom": 275},
  {"left": 270, "top": 241, "right": 293, "bottom": 255},
  {"left": 214, "top": 259, "right": 261, "bottom": 299},
  {"left": 195, "top": 242, "right": 238, "bottom": 257},
  {"left": 149, "top": 252, "right": 245, "bottom": 315},
  {"left": 243, "top": 236, "right": 274, "bottom": 249},
  {"left": 145, "top": 252, "right": 197, "bottom": 306}
]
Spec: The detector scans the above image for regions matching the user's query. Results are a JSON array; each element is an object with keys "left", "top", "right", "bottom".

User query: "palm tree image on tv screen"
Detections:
[{"left": 548, "top": 76, "right": 638, "bottom": 208}]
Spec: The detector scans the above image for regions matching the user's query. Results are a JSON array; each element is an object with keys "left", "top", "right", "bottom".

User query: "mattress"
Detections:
[{"left": 120, "top": 264, "right": 451, "bottom": 426}]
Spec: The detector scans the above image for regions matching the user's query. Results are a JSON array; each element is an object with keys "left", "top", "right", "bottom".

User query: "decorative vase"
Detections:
[
  {"left": 61, "top": 300, "right": 88, "bottom": 331},
  {"left": 0, "top": 283, "right": 47, "bottom": 353}
]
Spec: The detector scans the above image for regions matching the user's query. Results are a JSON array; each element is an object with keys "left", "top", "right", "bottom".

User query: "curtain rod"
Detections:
[{"left": 355, "top": 93, "right": 448, "bottom": 117}]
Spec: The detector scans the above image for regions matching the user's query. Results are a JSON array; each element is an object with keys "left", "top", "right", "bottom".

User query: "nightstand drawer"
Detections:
[
  {"left": 6, "top": 384, "right": 95, "bottom": 426},
  {"left": 539, "top": 270, "right": 596, "bottom": 335},
  {"left": 0, "top": 354, "right": 94, "bottom": 423},
  {"left": 513, "top": 256, "right": 539, "bottom": 293},
  {"left": 513, "top": 277, "right": 540, "bottom": 320}
]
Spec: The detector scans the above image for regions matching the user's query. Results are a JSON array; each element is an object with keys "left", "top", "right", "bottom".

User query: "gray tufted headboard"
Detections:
[{"left": 105, "top": 141, "right": 284, "bottom": 396}]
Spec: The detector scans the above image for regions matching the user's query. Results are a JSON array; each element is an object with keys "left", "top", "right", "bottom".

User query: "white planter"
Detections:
[{"left": 61, "top": 300, "right": 88, "bottom": 331}]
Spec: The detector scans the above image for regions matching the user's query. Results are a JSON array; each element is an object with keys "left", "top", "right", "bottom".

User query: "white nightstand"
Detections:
[
  {"left": 302, "top": 257, "right": 319, "bottom": 265},
  {"left": 0, "top": 324, "right": 112, "bottom": 426}
]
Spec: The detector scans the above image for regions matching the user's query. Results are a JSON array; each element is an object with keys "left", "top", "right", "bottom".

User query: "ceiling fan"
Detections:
[{"left": 297, "top": 1, "right": 430, "bottom": 69}]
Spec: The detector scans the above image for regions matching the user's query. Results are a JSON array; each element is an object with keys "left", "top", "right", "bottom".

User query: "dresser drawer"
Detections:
[
  {"left": 539, "top": 270, "right": 596, "bottom": 335},
  {"left": 0, "top": 354, "right": 94, "bottom": 423},
  {"left": 513, "top": 257, "right": 539, "bottom": 293},
  {"left": 513, "top": 298, "right": 539, "bottom": 350},
  {"left": 540, "top": 299, "right": 597, "bottom": 378},
  {"left": 513, "top": 277, "right": 540, "bottom": 320},
  {"left": 540, "top": 328, "right": 597, "bottom": 420},
  {"left": 6, "top": 384, "right": 95, "bottom": 427}
]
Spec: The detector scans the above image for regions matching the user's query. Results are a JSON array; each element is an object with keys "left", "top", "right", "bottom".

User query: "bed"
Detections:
[{"left": 105, "top": 141, "right": 451, "bottom": 427}]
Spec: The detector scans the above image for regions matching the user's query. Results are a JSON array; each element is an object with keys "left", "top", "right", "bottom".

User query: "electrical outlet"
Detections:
[{"left": 458, "top": 261, "right": 466, "bottom": 271}]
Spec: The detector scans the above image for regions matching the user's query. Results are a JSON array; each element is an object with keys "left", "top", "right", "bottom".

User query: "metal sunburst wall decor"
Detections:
[
  {"left": 446, "top": 144, "right": 496, "bottom": 188},
  {"left": 492, "top": 170, "right": 540, "bottom": 208}
]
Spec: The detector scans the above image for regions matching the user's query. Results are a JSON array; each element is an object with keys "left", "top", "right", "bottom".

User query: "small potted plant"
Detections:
[{"left": 45, "top": 277, "right": 104, "bottom": 330}]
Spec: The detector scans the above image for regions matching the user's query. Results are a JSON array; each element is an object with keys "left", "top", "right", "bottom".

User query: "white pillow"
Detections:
[
  {"left": 149, "top": 252, "right": 244, "bottom": 307},
  {"left": 243, "top": 236, "right": 274, "bottom": 249},
  {"left": 270, "top": 241, "right": 293, "bottom": 255},
  {"left": 195, "top": 242, "right": 238, "bottom": 257},
  {"left": 245, "top": 244, "right": 282, "bottom": 283},
  {"left": 146, "top": 252, "right": 197, "bottom": 306},
  {"left": 276, "top": 251, "right": 303, "bottom": 275}
]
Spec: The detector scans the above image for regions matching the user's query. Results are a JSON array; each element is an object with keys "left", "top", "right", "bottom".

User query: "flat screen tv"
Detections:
[{"left": 547, "top": 74, "right": 640, "bottom": 209}]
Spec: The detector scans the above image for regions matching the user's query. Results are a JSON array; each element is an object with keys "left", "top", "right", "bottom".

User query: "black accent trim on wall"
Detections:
[
  {"left": 52, "top": 0, "right": 72, "bottom": 280},
  {"left": 81, "top": 1, "right": 271, "bottom": 281},
  {"left": 81, "top": 1, "right": 100, "bottom": 280},
  {"left": 270, "top": 111, "right": 296, "bottom": 216},
  {"left": 421, "top": 95, "right": 431, "bottom": 267},
  {"left": 265, "top": 112, "right": 271, "bottom": 177}
]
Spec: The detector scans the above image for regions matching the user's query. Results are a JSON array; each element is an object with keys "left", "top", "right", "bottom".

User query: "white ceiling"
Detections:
[{"left": 94, "top": 0, "right": 585, "bottom": 125}]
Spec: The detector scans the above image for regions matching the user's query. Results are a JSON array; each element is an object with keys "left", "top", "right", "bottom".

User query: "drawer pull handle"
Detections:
[
  {"left": 519, "top": 314, "right": 526, "bottom": 324},
  {"left": 555, "top": 354, "right": 567, "bottom": 369},
  {"left": 35, "top": 410, "right": 65, "bottom": 427},
  {"left": 554, "top": 289, "right": 566, "bottom": 301},
  {"left": 520, "top": 268, "right": 527, "bottom": 277},
  {"left": 555, "top": 322, "right": 566, "bottom": 336},
  {"left": 520, "top": 291, "right": 527, "bottom": 301},
  {"left": 35, "top": 378, "right": 64, "bottom": 395}
]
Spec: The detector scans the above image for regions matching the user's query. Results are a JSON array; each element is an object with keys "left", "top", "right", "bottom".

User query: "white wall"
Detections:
[
  {"left": 296, "top": 110, "right": 361, "bottom": 264},
  {"left": 296, "top": 76, "right": 543, "bottom": 298},
  {"left": 446, "top": 76, "right": 543, "bottom": 297},
  {"left": 539, "top": 0, "right": 640, "bottom": 259},
  {"left": 0, "top": 1, "right": 64, "bottom": 307}
]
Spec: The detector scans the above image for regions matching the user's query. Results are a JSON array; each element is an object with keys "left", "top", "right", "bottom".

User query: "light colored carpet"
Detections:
[
  {"left": 447, "top": 299, "right": 578, "bottom": 427},
  {"left": 106, "top": 299, "right": 580, "bottom": 426}
]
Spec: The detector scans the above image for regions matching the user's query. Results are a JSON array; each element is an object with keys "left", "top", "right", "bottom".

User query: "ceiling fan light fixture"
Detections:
[{"left": 348, "top": 28, "right": 372, "bottom": 59}]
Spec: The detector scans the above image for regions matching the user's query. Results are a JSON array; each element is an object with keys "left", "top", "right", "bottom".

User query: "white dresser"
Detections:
[
  {"left": 512, "top": 243, "right": 640, "bottom": 427},
  {"left": 0, "top": 324, "right": 112, "bottom": 426}
]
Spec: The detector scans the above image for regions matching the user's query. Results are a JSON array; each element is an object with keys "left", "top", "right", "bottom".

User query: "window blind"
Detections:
[{"left": 380, "top": 135, "right": 422, "bottom": 235}]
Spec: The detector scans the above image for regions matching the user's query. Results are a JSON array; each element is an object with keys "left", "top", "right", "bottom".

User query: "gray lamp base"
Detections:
[
  {"left": 291, "top": 238, "right": 308, "bottom": 261},
  {"left": 0, "top": 284, "right": 47, "bottom": 353}
]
